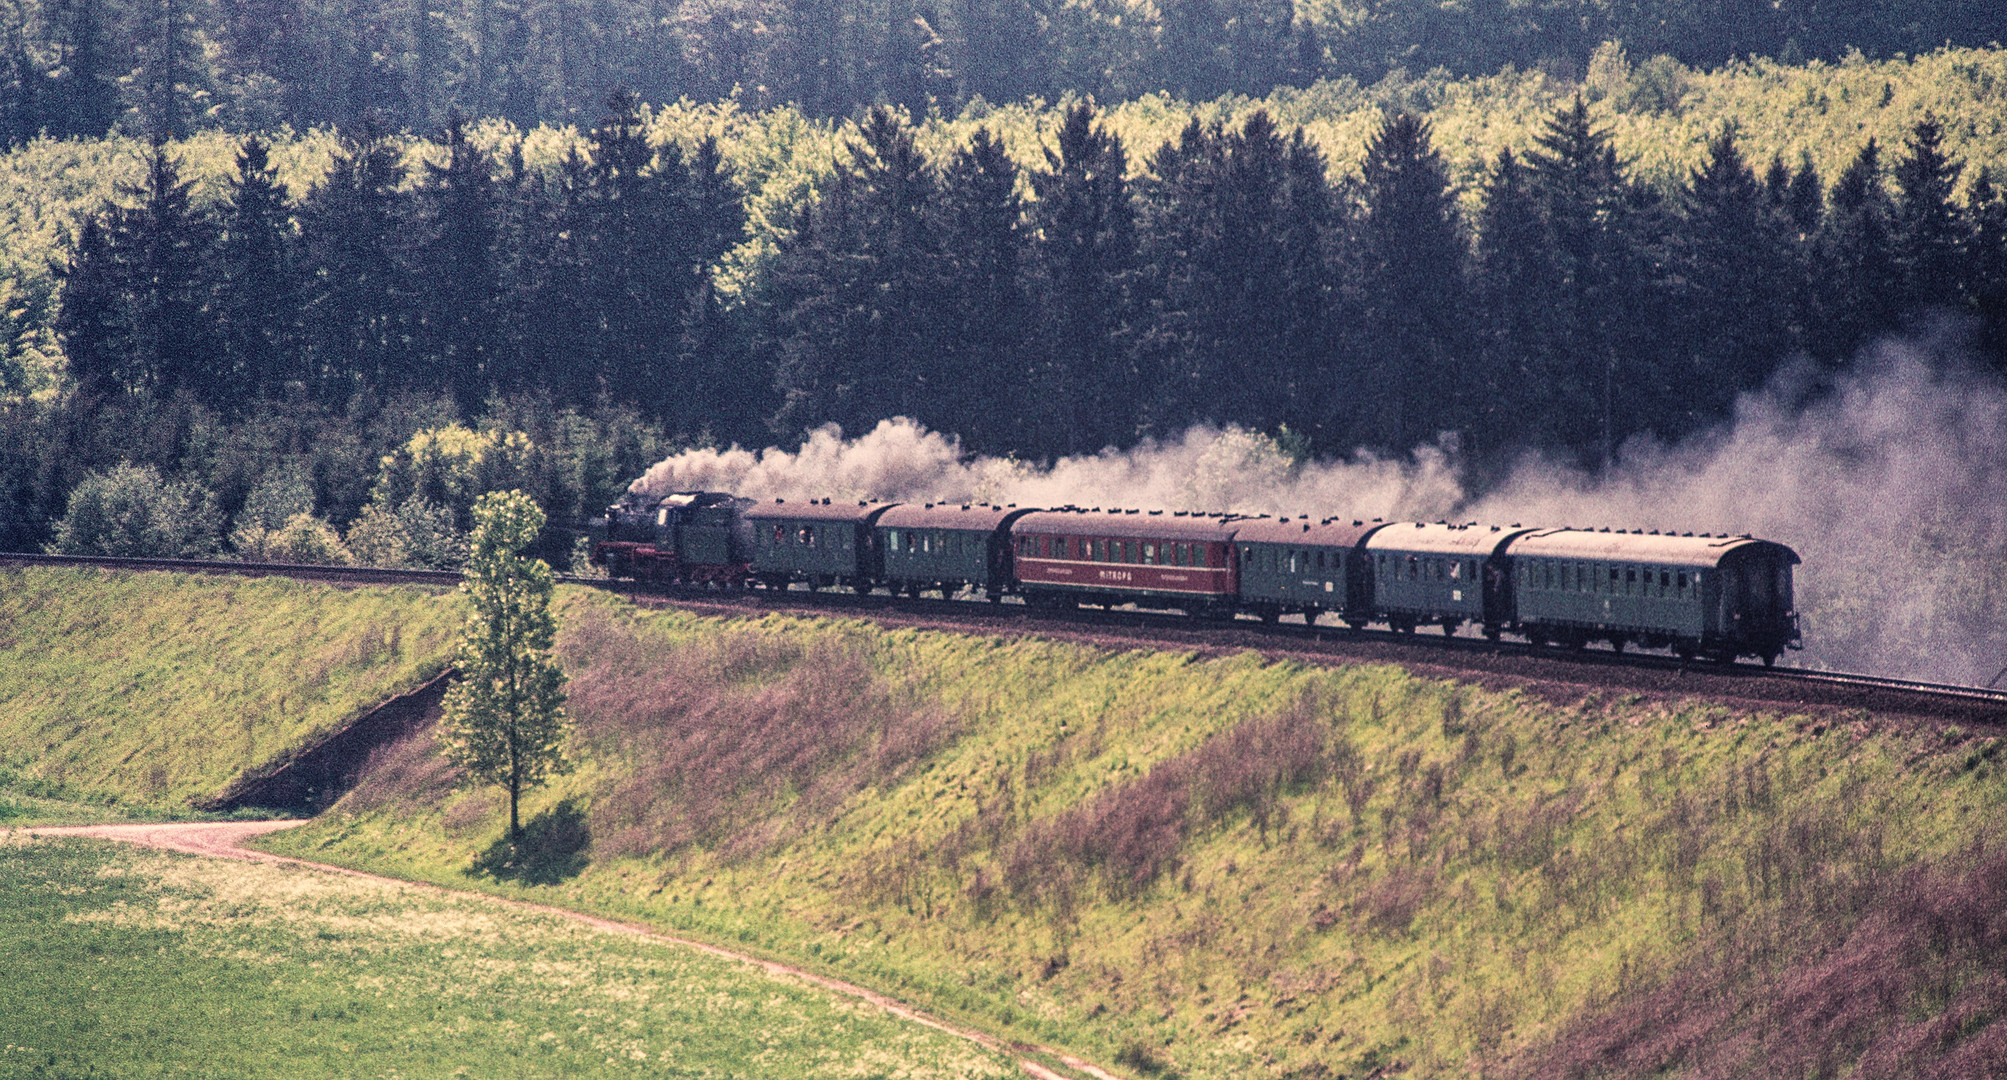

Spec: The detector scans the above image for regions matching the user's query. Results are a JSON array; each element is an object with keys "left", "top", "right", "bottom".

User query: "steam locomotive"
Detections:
[{"left": 589, "top": 491, "right": 1801, "bottom": 665}]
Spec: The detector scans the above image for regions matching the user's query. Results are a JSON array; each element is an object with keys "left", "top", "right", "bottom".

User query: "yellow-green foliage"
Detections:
[
  {"left": 7, "top": 47, "right": 2007, "bottom": 393},
  {"left": 265, "top": 591, "right": 2007, "bottom": 1078},
  {"left": 0, "top": 836, "right": 1017, "bottom": 1079},
  {"left": 0, "top": 566, "right": 458, "bottom": 815}
]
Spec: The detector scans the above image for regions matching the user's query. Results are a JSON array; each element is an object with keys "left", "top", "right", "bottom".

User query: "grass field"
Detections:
[
  {"left": 0, "top": 566, "right": 459, "bottom": 820},
  {"left": 260, "top": 591, "right": 2007, "bottom": 1078},
  {"left": 8, "top": 568, "right": 2003, "bottom": 1076},
  {"left": 0, "top": 834, "right": 1019, "bottom": 1079}
]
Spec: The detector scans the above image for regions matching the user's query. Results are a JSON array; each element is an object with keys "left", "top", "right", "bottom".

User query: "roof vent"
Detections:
[
  {"left": 1149, "top": 509, "right": 1163, "bottom": 516},
  {"left": 925, "top": 502, "right": 934, "bottom": 509},
  {"left": 1683, "top": 531, "right": 1693, "bottom": 537},
  {"left": 1373, "top": 517, "right": 1384, "bottom": 523},
  {"left": 1353, "top": 520, "right": 1363, "bottom": 527},
  {"left": 776, "top": 497, "right": 785, "bottom": 503},
  {"left": 1600, "top": 527, "right": 1611, "bottom": 533},
  {"left": 1490, "top": 525, "right": 1500, "bottom": 532},
  {"left": 1302, "top": 523, "right": 1311, "bottom": 531},
  {"left": 962, "top": 504, "right": 971, "bottom": 510}
]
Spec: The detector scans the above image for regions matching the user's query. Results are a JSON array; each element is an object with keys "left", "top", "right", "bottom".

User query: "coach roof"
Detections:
[
  {"left": 1013, "top": 508, "right": 1240, "bottom": 542},
  {"left": 877, "top": 503, "right": 1040, "bottom": 532},
  {"left": 1231, "top": 517, "right": 1387, "bottom": 549},
  {"left": 1503, "top": 528, "right": 1800, "bottom": 568},
  {"left": 1364, "top": 521, "right": 1537, "bottom": 558},
  {"left": 743, "top": 499, "right": 899, "bottom": 523}
]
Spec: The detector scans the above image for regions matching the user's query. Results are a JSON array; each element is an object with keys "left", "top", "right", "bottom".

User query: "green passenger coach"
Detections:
[{"left": 1502, "top": 528, "right": 1801, "bottom": 663}]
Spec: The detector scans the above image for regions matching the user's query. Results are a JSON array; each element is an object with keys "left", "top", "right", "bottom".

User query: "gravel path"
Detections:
[{"left": 16, "top": 820, "right": 1118, "bottom": 1080}]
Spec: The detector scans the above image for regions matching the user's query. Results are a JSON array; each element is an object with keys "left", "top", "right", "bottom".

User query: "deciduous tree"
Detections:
[{"left": 440, "top": 489, "right": 569, "bottom": 842}]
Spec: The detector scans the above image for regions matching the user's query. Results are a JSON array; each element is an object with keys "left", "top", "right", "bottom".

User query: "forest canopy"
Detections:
[{"left": 3, "top": 45, "right": 2007, "bottom": 561}]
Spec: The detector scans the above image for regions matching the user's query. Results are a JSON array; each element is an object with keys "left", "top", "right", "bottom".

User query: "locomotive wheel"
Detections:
[
  {"left": 1761, "top": 649, "right": 1779, "bottom": 667},
  {"left": 1674, "top": 643, "right": 1696, "bottom": 661},
  {"left": 1441, "top": 618, "right": 1460, "bottom": 636},
  {"left": 1483, "top": 626, "right": 1501, "bottom": 642},
  {"left": 1609, "top": 636, "right": 1626, "bottom": 654},
  {"left": 1262, "top": 608, "right": 1281, "bottom": 624}
]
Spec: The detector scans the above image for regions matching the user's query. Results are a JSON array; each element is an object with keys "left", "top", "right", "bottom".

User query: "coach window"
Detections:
[
  {"left": 1677, "top": 570, "right": 1688, "bottom": 595},
  {"left": 1448, "top": 559, "right": 1462, "bottom": 580}
]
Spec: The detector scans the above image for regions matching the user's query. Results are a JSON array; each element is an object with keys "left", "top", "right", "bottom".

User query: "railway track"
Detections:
[{"left": 8, "top": 549, "right": 2004, "bottom": 724}]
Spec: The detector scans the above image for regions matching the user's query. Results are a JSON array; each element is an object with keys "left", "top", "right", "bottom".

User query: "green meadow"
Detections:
[
  {"left": 0, "top": 835, "right": 1016, "bottom": 1079},
  {"left": 0, "top": 566, "right": 459, "bottom": 821},
  {"left": 8, "top": 567, "right": 2003, "bottom": 1076},
  {"left": 265, "top": 591, "right": 2007, "bottom": 1078}
]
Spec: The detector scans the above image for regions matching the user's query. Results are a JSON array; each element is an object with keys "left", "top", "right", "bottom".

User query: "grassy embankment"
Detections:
[
  {"left": 261, "top": 589, "right": 2007, "bottom": 1079},
  {"left": 0, "top": 565, "right": 459, "bottom": 825},
  {"left": 0, "top": 836, "right": 1017, "bottom": 1078}
]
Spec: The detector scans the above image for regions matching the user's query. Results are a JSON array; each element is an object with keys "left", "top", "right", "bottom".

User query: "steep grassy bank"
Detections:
[
  {"left": 0, "top": 566, "right": 459, "bottom": 821},
  {"left": 0, "top": 835, "right": 1016, "bottom": 1078},
  {"left": 262, "top": 592, "right": 2007, "bottom": 1078}
]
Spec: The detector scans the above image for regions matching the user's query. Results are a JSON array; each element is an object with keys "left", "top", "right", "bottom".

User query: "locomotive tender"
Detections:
[{"left": 591, "top": 492, "right": 1801, "bottom": 665}]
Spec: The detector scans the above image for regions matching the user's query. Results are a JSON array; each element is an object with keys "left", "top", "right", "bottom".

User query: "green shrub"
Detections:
[{"left": 46, "top": 462, "right": 220, "bottom": 558}]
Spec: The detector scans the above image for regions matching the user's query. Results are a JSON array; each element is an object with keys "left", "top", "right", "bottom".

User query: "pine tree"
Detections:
[
  {"left": 136, "top": 0, "right": 212, "bottom": 140},
  {"left": 300, "top": 123, "right": 415, "bottom": 402},
  {"left": 212, "top": 135, "right": 303, "bottom": 404},
  {"left": 933, "top": 126, "right": 1030, "bottom": 451},
  {"left": 1355, "top": 110, "right": 1467, "bottom": 454},
  {"left": 47, "top": 0, "right": 121, "bottom": 139},
  {"left": 54, "top": 215, "right": 133, "bottom": 397},
  {"left": 1471, "top": 149, "right": 1563, "bottom": 458},
  {"left": 769, "top": 106, "right": 942, "bottom": 434},
  {"left": 418, "top": 118, "right": 503, "bottom": 412},
  {"left": 1890, "top": 113, "right": 1969, "bottom": 316},
  {"left": 55, "top": 142, "right": 221, "bottom": 400},
  {"left": 1676, "top": 125, "right": 1791, "bottom": 423},
  {"left": 1967, "top": 168, "right": 2007, "bottom": 374},
  {"left": 1813, "top": 138, "right": 1899, "bottom": 365},
  {"left": 1525, "top": 96, "right": 1649, "bottom": 469},
  {"left": 1028, "top": 102, "right": 1134, "bottom": 456},
  {"left": 574, "top": 91, "right": 700, "bottom": 415}
]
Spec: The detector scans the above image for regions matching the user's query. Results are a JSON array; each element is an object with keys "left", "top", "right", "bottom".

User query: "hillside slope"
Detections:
[
  {"left": 264, "top": 592, "right": 2007, "bottom": 1078},
  {"left": 0, "top": 566, "right": 458, "bottom": 821}
]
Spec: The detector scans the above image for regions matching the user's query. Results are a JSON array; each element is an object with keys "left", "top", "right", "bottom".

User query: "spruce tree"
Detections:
[
  {"left": 300, "top": 123, "right": 415, "bottom": 402},
  {"left": 419, "top": 118, "right": 503, "bottom": 413},
  {"left": 212, "top": 135, "right": 303, "bottom": 405},
  {"left": 934, "top": 126, "right": 1030, "bottom": 451},
  {"left": 1967, "top": 168, "right": 2007, "bottom": 373},
  {"left": 1890, "top": 113, "right": 1969, "bottom": 316},
  {"left": 770, "top": 106, "right": 942, "bottom": 435},
  {"left": 1525, "top": 96, "right": 1649, "bottom": 469},
  {"left": 1356, "top": 110, "right": 1467, "bottom": 454},
  {"left": 1028, "top": 102, "right": 1135, "bottom": 456},
  {"left": 1813, "top": 139, "right": 1899, "bottom": 365},
  {"left": 1676, "top": 125, "right": 1790, "bottom": 422},
  {"left": 1472, "top": 148, "right": 1564, "bottom": 458},
  {"left": 47, "top": 0, "right": 121, "bottom": 139}
]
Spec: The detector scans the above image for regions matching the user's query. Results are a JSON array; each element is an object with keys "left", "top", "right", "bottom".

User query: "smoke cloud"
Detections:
[{"left": 635, "top": 333, "right": 2007, "bottom": 685}]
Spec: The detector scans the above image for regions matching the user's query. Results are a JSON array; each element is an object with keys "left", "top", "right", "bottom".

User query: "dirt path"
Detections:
[{"left": 17, "top": 820, "right": 1120, "bottom": 1080}]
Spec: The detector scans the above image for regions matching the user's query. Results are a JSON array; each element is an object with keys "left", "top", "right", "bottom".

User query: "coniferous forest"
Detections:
[{"left": 2, "top": 30, "right": 2007, "bottom": 564}]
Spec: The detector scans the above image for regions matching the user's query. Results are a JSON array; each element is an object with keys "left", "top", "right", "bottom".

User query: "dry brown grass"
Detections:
[{"left": 559, "top": 610, "right": 959, "bottom": 861}]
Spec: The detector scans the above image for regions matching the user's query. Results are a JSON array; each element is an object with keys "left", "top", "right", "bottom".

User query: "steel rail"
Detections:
[{"left": 9, "top": 549, "right": 2006, "bottom": 709}]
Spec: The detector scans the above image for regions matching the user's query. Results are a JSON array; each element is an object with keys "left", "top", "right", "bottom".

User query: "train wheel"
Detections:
[
  {"left": 1609, "top": 635, "right": 1626, "bottom": 654},
  {"left": 1760, "top": 649, "right": 1779, "bottom": 667},
  {"left": 1442, "top": 618, "right": 1461, "bottom": 637},
  {"left": 1675, "top": 643, "right": 1696, "bottom": 661},
  {"left": 1261, "top": 608, "right": 1280, "bottom": 624},
  {"left": 1483, "top": 626, "right": 1502, "bottom": 642}
]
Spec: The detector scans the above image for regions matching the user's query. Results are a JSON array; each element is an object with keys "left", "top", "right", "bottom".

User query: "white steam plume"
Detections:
[{"left": 634, "top": 333, "right": 2007, "bottom": 684}]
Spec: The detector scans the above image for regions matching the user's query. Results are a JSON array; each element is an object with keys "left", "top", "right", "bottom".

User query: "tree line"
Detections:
[
  {"left": 13, "top": 91, "right": 2007, "bottom": 557},
  {"left": 1, "top": 0, "right": 2002, "bottom": 144}
]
